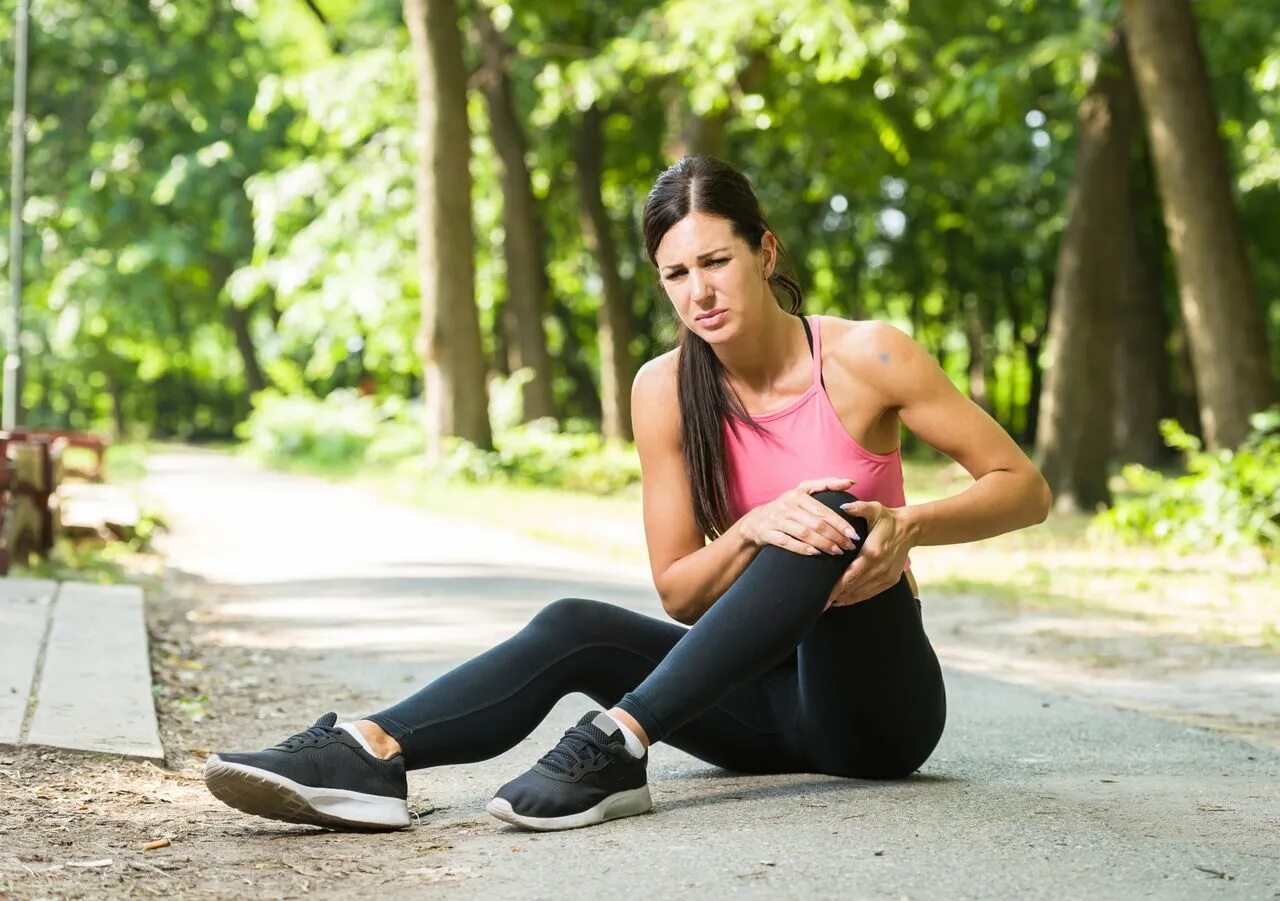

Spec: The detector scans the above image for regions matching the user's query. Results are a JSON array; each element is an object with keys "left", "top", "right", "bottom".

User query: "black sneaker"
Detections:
[
  {"left": 487, "top": 711, "right": 651, "bottom": 831},
  {"left": 203, "top": 713, "right": 410, "bottom": 830}
]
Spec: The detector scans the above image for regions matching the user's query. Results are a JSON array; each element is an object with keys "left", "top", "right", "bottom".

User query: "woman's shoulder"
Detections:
[
  {"left": 817, "top": 315, "right": 919, "bottom": 372},
  {"left": 632, "top": 349, "right": 681, "bottom": 438},
  {"left": 634, "top": 347, "right": 680, "bottom": 393}
]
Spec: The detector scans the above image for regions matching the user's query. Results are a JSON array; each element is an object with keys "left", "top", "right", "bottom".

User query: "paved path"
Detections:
[{"left": 140, "top": 449, "right": 1280, "bottom": 899}]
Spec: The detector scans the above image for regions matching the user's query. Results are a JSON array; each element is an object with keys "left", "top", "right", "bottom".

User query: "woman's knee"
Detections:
[
  {"left": 527, "top": 597, "right": 625, "bottom": 638},
  {"left": 808, "top": 490, "right": 869, "bottom": 537}
]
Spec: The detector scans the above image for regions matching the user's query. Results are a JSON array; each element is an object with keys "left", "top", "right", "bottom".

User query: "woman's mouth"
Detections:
[{"left": 697, "top": 309, "right": 727, "bottom": 328}]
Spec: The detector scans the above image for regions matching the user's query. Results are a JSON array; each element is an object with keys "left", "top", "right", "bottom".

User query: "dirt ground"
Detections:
[{"left": 0, "top": 573, "right": 481, "bottom": 900}]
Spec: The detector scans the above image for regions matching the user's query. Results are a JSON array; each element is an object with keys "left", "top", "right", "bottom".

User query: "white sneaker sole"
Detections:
[
  {"left": 204, "top": 755, "right": 410, "bottom": 830},
  {"left": 486, "top": 785, "right": 652, "bottom": 832}
]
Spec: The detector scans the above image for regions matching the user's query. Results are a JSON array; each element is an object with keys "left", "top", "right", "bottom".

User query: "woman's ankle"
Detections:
[
  {"left": 607, "top": 707, "right": 651, "bottom": 749},
  {"left": 354, "top": 719, "right": 403, "bottom": 760}
]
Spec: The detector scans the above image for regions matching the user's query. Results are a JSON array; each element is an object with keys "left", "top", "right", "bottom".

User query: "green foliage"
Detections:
[
  {"left": 1093, "top": 409, "right": 1280, "bottom": 556},
  {"left": 3, "top": 0, "right": 1278, "bottom": 457},
  {"left": 240, "top": 384, "right": 642, "bottom": 493},
  {"left": 436, "top": 422, "right": 641, "bottom": 494},
  {"left": 238, "top": 389, "right": 419, "bottom": 472}
]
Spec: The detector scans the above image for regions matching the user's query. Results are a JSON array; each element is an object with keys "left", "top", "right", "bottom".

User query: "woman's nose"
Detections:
[{"left": 687, "top": 267, "right": 711, "bottom": 302}]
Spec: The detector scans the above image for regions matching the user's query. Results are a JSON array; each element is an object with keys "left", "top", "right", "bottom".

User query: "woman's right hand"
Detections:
[{"left": 737, "top": 477, "right": 862, "bottom": 556}]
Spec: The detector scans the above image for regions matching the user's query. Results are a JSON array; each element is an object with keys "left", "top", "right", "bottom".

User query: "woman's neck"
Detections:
[{"left": 714, "top": 303, "right": 806, "bottom": 396}]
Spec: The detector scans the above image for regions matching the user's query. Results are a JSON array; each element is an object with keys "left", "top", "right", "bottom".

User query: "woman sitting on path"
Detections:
[{"left": 203, "top": 156, "right": 1051, "bottom": 832}]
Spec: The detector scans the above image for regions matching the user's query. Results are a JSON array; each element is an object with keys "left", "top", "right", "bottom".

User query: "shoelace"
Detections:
[
  {"left": 537, "top": 725, "right": 611, "bottom": 776},
  {"left": 273, "top": 722, "right": 344, "bottom": 752}
]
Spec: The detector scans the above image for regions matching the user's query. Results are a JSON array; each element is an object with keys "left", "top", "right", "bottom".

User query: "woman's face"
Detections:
[{"left": 654, "top": 212, "right": 775, "bottom": 342}]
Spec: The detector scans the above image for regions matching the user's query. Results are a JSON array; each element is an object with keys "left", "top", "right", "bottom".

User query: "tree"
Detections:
[
  {"left": 471, "top": 2, "right": 557, "bottom": 422},
  {"left": 1122, "top": 0, "right": 1277, "bottom": 448},
  {"left": 1112, "top": 144, "right": 1172, "bottom": 467},
  {"left": 1036, "top": 31, "right": 1140, "bottom": 511},
  {"left": 575, "top": 104, "right": 635, "bottom": 442},
  {"left": 404, "top": 0, "right": 492, "bottom": 453}
]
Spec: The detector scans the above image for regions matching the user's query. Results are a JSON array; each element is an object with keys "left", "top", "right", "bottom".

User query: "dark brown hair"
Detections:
[{"left": 641, "top": 156, "right": 804, "bottom": 540}]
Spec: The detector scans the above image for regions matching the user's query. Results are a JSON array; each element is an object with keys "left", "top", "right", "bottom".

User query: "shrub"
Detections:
[
  {"left": 436, "top": 419, "right": 641, "bottom": 493},
  {"left": 1092, "top": 408, "right": 1280, "bottom": 557},
  {"left": 240, "top": 377, "right": 642, "bottom": 494},
  {"left": 239, "top": 389, "right": 388, "bottom": 471}
]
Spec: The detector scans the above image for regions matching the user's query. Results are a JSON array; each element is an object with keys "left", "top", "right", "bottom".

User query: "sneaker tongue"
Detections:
[
  {"left": 314, "top": 712, "right": 338, "bottom": 729},
  {"left": 583, "top": 711, "right": 625, "bottom": 747}
]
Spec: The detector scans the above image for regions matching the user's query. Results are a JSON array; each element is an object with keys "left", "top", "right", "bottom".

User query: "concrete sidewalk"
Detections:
[
  {"left": 0, "top": 578, "right": 162, "bottom": 760},
  {"left": 122, "top": 448, "right": 1280, "bottom": 899}
]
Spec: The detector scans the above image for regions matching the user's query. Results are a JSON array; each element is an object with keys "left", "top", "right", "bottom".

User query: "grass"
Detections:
[{"left": 11, "top": 537, "right": 163, "bottom": 589}]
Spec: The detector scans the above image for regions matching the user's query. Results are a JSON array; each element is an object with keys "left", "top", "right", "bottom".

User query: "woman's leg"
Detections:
[
  {"left": 613, "top": 489, "right": 945, "bottom": 778},
  {"left": 204, "top": 594, "right": 804, "bottom": 830},
  {"left": 794, "top": 579, "right": 946, "bottom": 778},
  {"left": 486, "top": 490, "right": 946, "bottom": 828},
  {"left": 364, "top": 596, "right": 804, "bottom": 773},
  {"left": 614, "top": 490, "right": 862, "bottom": 745}
]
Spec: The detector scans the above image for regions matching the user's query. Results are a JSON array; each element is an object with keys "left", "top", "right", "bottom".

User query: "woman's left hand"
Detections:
[{"left": 826, "top": 501, "right": 914, "bottom": 608}]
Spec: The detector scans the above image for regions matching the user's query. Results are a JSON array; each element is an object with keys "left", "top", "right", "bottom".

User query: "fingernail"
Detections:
[
  {"left": 808, "top": 547, "right": 821, "bottom": 555},
  {"left": 844, "top": 528, "right": 857, "bottom": 540}
]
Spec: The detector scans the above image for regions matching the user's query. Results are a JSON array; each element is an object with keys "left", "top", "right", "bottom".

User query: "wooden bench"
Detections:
[
  {"left": 0, "top": 434, "right": 62, "bottom": 573},
  {"left": 5, "top": 427, "right": 108, "bottom": 482}
]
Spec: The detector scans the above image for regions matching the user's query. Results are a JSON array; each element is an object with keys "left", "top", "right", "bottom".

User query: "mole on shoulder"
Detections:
[{"left": 878, "top": 352, "right": 891, "bottom": 364}]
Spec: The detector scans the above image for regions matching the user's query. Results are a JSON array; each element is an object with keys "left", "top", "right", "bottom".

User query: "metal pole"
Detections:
[{"left": 5, "top": 0, "right": 30, "bottom": 430}]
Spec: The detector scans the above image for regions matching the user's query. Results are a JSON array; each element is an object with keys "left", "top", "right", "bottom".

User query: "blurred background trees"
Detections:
[{"left": 2, "top": 0, "right": 1278, "bottom": 550}]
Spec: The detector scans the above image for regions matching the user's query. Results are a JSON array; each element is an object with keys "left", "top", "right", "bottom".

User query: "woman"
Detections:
[{"left": 204, "top": 156, "right": 1051, "bottom": 833}]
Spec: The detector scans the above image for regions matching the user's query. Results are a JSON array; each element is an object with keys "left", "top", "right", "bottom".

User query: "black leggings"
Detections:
[{"left": 366, "top": 491, "right": 946, "bottom": 779}]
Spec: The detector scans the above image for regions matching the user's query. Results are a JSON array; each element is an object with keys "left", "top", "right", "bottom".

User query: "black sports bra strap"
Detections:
[{"left": 799, "top": 314, "right": 825, "bottom": 389}]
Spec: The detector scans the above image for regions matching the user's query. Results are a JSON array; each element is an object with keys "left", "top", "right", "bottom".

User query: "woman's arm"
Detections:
[
  {"left": 631, "top": 355, "right": 760, "bottom": 624},
  {"left": 830, "top": 322, "right": 1052, "bottom": 604}
]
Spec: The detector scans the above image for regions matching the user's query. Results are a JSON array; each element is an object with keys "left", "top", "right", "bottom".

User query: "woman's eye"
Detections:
[{"left": 708, "top": 258, "right": 728, "bottom": 267}]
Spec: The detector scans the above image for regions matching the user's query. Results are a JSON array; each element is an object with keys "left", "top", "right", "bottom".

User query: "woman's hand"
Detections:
[
  {"left": 826, "top": 501, "right": 914, "bottom": 608},
  {"left": 738, "top": 477, "right": 862, "bottom": 557}
]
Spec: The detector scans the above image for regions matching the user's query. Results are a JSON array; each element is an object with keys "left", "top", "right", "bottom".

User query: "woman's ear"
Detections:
[{"left": 761, "top": 231, "right": 778, "bottom": 278}]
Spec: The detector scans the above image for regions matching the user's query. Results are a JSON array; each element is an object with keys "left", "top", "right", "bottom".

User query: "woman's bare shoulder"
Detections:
[
  {"left": 818, "top": 315, "right": 919, "bottom": 372},
  {"left": 634, "top": 348, "right": 680, "bottom": 395},
  {"left": 632, "top": 349, "right": 681, "bottom": 437}
]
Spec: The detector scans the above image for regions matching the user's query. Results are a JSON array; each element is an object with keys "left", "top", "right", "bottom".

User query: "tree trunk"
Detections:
[
  {"left": 1122, "top": 0, "right": 1276, "bottom": 448},
  {"left": 404, "top": 0, "right": 492, "bottom": 454},
  {"left": 1021, "top": 267, "right": 1054, "bottom": 446},
  {"left": 1112, "top": 145, "right": 1172, "bottom": 467},
  {"left": 226, "top": 304, "right": 267, "bottom": 397},
  {"left": 547, "top": 296, "right": 603, "bottom": 420},
  {"left": 1036, "top": 32, "right": 1139, "bottom": 512},
  {"left": 208, "top": 256, "right": 269, "bottom": 401},
  {"left": 663, "top": 53, "right": 768, "bottom": 160},
  {"left": 575, "top": 104, "right": 634, "bottom": 442},
  {"left": 1169, "top": 321, "right": 1203, "bottom": 440},
  {"left": 665, "top": 90, "right": 727, "bottom": 159},
  {"left": 471, "top": 2, "right": 556, "bottom": 422},
  {"left": 964, "top": 294, "right": 992, "bottom": 414}
]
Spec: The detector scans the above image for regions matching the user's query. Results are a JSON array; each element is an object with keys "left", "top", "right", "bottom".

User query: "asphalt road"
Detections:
[{"left": 143, "top": 449, "right": 1280, "bottom": 900}]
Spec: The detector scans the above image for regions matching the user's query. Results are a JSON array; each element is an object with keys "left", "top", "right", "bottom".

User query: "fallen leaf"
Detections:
[{"left": 1193, "top": 865, "right": 1233, "bottom": 880}]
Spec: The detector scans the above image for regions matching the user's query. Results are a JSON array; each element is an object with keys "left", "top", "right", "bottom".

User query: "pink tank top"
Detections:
[{"left": 722, "top": 316, "right": 909, "bottom": 561}]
